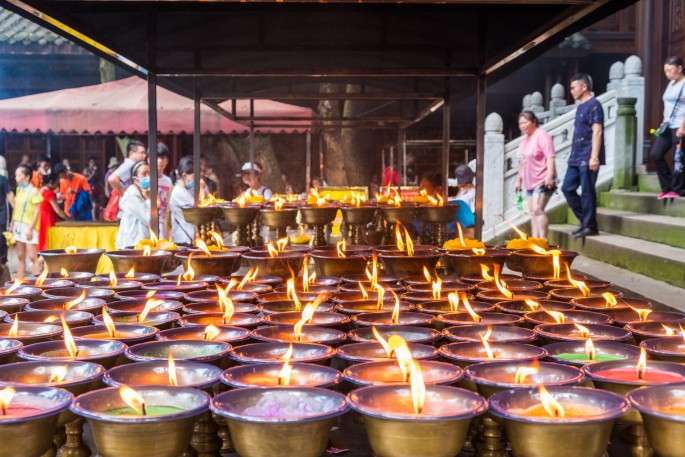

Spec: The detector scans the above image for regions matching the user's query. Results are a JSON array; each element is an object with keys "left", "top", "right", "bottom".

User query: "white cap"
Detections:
[{"left": 240, "top": 162, "right": 262, "bottom": 173}]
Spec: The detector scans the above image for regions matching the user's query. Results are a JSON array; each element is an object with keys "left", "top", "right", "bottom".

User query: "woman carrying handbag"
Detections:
[{"left": 651, "top": 56, "right": 685, "bottom": 199}]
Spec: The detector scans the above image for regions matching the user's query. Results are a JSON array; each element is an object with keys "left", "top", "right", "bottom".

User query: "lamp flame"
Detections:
[
  {"left": 203, "top": 325, "right": 221, "bottom": 341},
  {"left": 278, "top": 344, "right": 294, "bottom": 386},
  {"left": 508, "top": 223, "right": 529, "bottom": 241},
  {"left": 302, "top": 258, "right": 310, "bottom": 293},
  {"left": 514, "top": 360, "right": 540, "bottom": 384},
  {"left": 143, "top": 246, "right": 151, "bottom": 257},
  {"left": 431, "top": 278, "right": 442, "bottom": 300},
  {"left": 274, "top": 199, "right": 284, "bottom": 211},
  {"left": 457, "top": 223, "right": 466, "bottom": 247},
  {"left": 539, "top": 386, "right": 565, "bottom": 417},
  {"left": 64, "top": 290, "right": 86, "bottom": 310},
  {"left": 545, "top": 310, "right": 565, "bottom": 324},
  {"left": 480, "top": 333, "right": 495, "bottom": 359},
  {"left": 217, "top": 286, "right": 235, "bottom": 324},
  {"left": 373, "top": 283, "right": 384, "bottom": 310},
  {"left": 336, "top": 240, "right": 346, "bottom": 258},
  {"left": 138, "top": 299, "right": 163, "bottom": 323},
  {"left": 493, "top": 267, "right": 513, "bottom": 299},
  {"left": 463, "top": 295, "right": 481, "bottom": 322},
  {"left": 565, "top": 269, "right": 590, "bottom": 297},
  {"left": 524, "top": 299, "right": 540, "bottom": 311},
  {"left": 585, "top": 338, "right": 596, "bottom": 360},
  {"left": 102, "top": 307, "right": 116, "bottom": 338},
  {"left": 49, "top": 366, "right": 68, "bottom": 384},
  {"left": 0, "top": 387, "right": 16, "bottom": 416},
  {"left": 395, "top": 223, "right": 405, "bottom": 252},
  {"left": 61, "top": 317, "right": 79, "bottom": 358},
  {"left": 286, "top": 278, "right": 302, "bottom": 311},
  {"left": 472, "top": 248, "right": 486, "bottom": 256},
  {"left": 358, "top": 282, "right": 369, "bottom": 300},
  {"left": 195, "top": 238, "right": 212, "bottom": 257},
  {"left": 680, "top": 324, "right": 685, "bottom": 343},
  {"left": 168, "top": 353, "right": 178, "bottom": 386},
  {"left": 4, "top": 279, "right": 22, "bottom": 296},
  {"left": 602, "top": 292, "right": 617, "bottom": 308},
  {"left": 208, "top": 231, "right": 224, "bottom": 250},
  {"left": 65, "top": 246, "right": 78, "bottom": 254},
  {"left": 391, "top": 292, "right": 401, "bottom": 324},
  {"left": 629, "top": 306, "right": 652, "bottom": 322},
  {"left": 109, "top": 271, "right": 118, "bottom": 287},
  {"left": 574, "top": 323, "right": 590, "bottom": 338},
  {"left": 237, "top": 267, "right": 258, "bottom": 291},
  {"left": 35, "top": 267, "right": 49, "bottom": 287},
  {"left": 125, "top": 267, "right": 136, "bottom": 279},
  {"left": 8, "top": 319, "right": 18, "bottom": 338},
  {"left": 266, "top": 243, "right": 279, "bottom": 258},
  {"left": 149, "top": 230, "right": 159, "bottom": 247},
  {"left": 60, "top": 268, "right": 69, "bottom": 278},
  {"left": 183, "top": 254, "right": 195, "bottom": 282},
  {"left": 119, "top": 386, "right": 147, "bottom": 416},
  {"left": 294, "top": 305, "right": 316, "bottom": 341},
  {"left": 481, "top": 326, "right": 493, "bottom": 341},
  {"left": 480, "top": 264, "right": 493, "bottom": 281},
  {"left": 448, "top": 292, "right": 460, "bottom": 312},
  {"left": 637, "top": 347, "right": 647, "bottom": 380},
  {"left": 662, "top": 323, "right": 677, "bottom": 336},
  {"left": 276, "top": 237, "right": 289, "bottom": 252},
  {"left": 372, "top": 327, "right": 393, "bottom": 356}
]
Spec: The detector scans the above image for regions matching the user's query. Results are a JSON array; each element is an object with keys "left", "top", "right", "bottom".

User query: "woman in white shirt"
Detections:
[
  {"left": 651, "top": 56, "right": 685, "bottom": 199},
  {"left": 115, "top": 161, "right": 151, "bottom": 249},
  {"left": 169, "top": 156, "right": 196, "bottom": 245}
]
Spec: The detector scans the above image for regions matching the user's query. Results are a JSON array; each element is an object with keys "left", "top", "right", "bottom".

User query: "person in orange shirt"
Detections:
[
  {"left": 30, "top": 155, "right": 51, "bottom": 189},
  {"left": 53, "top": 163, "right": 91, "bottom": 217}
]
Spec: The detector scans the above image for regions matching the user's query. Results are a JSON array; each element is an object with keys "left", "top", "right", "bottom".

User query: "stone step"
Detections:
[
  {"left": 548, "top": 224, "right": 685, "bottom": 289},
  {"left": 593, "top": 208, "right": 685, "bottom": 249},
  {"left": 637, "top": 173, "right": 661, "bottom": 193},
  {"left": 599, "top": 191, "right": 685, "bottom": 217}
]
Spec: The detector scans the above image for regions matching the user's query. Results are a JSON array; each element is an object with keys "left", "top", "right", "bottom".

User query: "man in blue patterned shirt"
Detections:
[{"left": 562, "top": 73, "right": 604, "bottom": 238}]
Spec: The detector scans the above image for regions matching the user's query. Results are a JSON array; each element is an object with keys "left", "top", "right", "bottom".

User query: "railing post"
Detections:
[
  {"left": 613, "top": 97, "right": 638, "bottom": 190},
  {"left": 482, "top": 113, "right": 505, "bottom": 239},
  {"left": 548, "top": 84, "right": 566, "bottom": 120},
  {"left": 618, "top": 56, "right": 645, "bottom": 172}
]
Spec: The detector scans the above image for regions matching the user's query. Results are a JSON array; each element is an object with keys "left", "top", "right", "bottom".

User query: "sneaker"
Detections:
[
  {"left": 571, "top": 226, "right": 584, "bottom": 236},
  {"left": 574, "top": 228, "right": 599, "bottom": 238},
  {"left": 658, "top": 192, "right": 669, "bottom": 200},
  {"left": 665, "top": 192, "right": 680, "bottom": 198}
]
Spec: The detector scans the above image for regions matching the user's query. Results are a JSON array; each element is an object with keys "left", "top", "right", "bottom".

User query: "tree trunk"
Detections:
[
  {"left": 341, "top": 84, "right": 378, "bottom": 186},
  {"left": 318, "top": 83, "right": 346, "bottom": 186},
  {"left": 99, "top": 59, "right": 116, "bottom": 83}
]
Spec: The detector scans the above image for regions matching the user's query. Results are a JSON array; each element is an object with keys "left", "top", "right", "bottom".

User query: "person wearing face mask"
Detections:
[
  {"left": 9, "top": 164, "right": 41, "bottom": 278},
  {"left": 115, "top": 160, "right": 151, "bottom": 250},
  {"left": 169, "top": 156, "right": 196, "bottom": 245}
]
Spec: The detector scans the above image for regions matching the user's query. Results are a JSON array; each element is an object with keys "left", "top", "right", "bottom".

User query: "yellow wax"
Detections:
[
  {"left": 510, "top": 404, "right": 604, "bottom": 418},
  {"left": 656, "top": 404, "right": 685, "bottom": 415},
  {"left": 82, "top": 333, "right": 139, "bottom": 339}
]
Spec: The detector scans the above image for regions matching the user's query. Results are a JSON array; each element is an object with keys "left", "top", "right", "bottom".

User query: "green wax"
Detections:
[
  {"left": 105, "top": 406, "right": 184, "bottom": 417},
  {"left": 555, "top": 353, "right": 624, "bottom": 362}
]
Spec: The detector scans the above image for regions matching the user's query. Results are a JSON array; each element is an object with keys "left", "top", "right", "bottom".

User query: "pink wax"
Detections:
[
  {"left": 1, "top": 407, "right": 43, "bottom": 419},
  {"left": 593, "top": 368, "right": 685, "bottom": 383}
]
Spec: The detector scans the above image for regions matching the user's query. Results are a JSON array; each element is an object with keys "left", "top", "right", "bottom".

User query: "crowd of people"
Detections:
[{"left": 3, "top": 61, "right": 682, "bottom": 275}]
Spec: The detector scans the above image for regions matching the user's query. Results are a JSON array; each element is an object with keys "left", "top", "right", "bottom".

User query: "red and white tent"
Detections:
[{"left": 0, "top": 77, "right": 311, "bottom": 134}]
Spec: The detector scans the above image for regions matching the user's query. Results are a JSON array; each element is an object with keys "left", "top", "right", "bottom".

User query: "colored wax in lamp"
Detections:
[
  {"left": 1, "top": 407, "right": 44, "bottom": 418},
  {"left": 510, "top": 403, "right": 605, "bottom": 418},
  {"left": 554, "top": 353, "right": 624, "bottom": 362},
  {"left": 591, "top": 368, "right": 685, "bottom": 383},
  {"left": 654, "top": 403, "right": 685, "bottom": 415},
  {"left": 105, "top": 405, "right": 185, "bottom": 417}
]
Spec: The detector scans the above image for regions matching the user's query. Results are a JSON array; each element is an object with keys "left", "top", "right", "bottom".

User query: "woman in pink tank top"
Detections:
[{"left": 514, "top": 111, "right": 557, "bottom": 239}]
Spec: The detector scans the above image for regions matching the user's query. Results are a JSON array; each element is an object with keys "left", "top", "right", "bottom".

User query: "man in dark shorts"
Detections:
[{"left": 562, "top": 73, "right": 605, "bottom": 238}]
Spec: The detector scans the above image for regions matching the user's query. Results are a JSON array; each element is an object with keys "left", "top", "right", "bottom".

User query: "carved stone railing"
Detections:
[{"left": 481, "top": 55, "right": 644, "bottom": 243}]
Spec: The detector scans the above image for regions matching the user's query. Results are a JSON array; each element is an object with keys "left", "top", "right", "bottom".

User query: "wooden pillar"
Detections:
[
  {"left": 475, "top": 76, "right": 486, "bottom": 239},
  {"left": 193, "top": 80, "right": 201, "bottom": 204},
  {"left": 147, "top": 73, "right": 159, "bottom": 235},
  {"left": 442, "top": 97, "right": 450, "bottom": 197}
]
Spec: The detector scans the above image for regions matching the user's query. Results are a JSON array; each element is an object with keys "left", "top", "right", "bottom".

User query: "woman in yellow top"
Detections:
[{"left": 9, "top": 164, "right": 40, "bottom": 278}]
